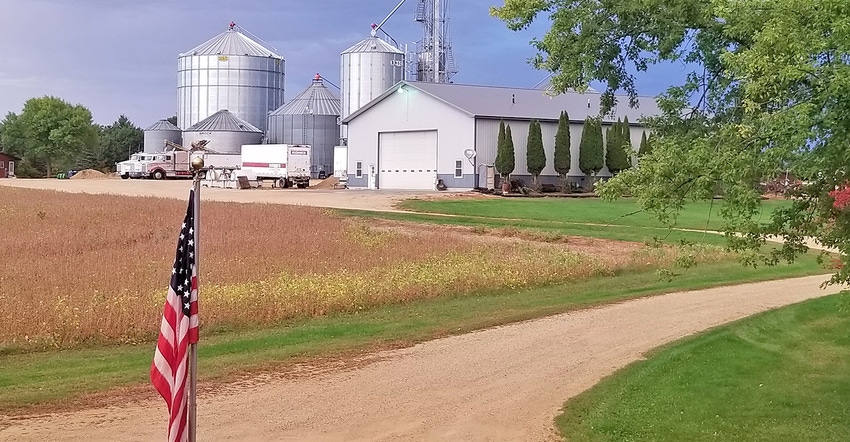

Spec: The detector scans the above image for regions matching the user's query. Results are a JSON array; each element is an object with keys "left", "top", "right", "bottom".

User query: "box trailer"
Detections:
[{"left": 240, "top": 144, "right": 312, "bottom": 188}]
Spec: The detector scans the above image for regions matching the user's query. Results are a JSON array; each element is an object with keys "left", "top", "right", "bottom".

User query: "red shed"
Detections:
[{"left": 0, "top": 152, "right": 19, "bottom": 178}]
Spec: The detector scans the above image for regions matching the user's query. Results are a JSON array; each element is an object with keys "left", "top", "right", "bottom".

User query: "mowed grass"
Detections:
[
  {"left": 399, "top": 197, "right": 787, "bottom": 230},
  {"left": 384, "top": 197, "right": 790, "bottom": 245},
  {"left": 0, "top": 255, "right": 826, "bottom": 412},
  {"left": 557, "top": 294, "right": 850, "bottom": 441}
]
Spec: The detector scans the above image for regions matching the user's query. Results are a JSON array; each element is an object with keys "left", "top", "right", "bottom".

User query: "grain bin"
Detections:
[
  {"left": 267, "top": 74, "right": 341, "bottom": 177},
  {"left": 143, "top": 120, "right": 182, "bottom": 153},
  {"left": 177, "top": 22, "right": 285, "bottom": 133},
  {"left": 340, "top": 35, "right": 405, "bottom": 121},
  {"left": 182, "top": 109, "right": 263, "bottom": 154}
]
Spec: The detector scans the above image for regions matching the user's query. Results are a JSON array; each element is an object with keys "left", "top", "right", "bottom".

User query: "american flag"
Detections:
[{"left": 151, "top": 190, "right": 199, "bottom": 442}]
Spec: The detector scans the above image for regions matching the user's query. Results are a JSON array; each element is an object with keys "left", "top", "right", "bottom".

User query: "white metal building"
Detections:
[{"left": 341, "top": 81, "right": 661, "bottom": 190}]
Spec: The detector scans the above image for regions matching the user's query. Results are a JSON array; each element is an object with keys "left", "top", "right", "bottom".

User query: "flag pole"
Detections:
[{"left": 188, "top": 156, "right": 204, "bottom": 442}]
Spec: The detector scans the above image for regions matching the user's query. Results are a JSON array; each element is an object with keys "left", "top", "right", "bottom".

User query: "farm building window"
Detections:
[
  {"left": 355, "top": 161, "right": 363, "bottom": 178},
  {"left": 454, "top": 160, "right": 463, "bottom": 178},
  {"left": 0, "top": 161, "right": 4, "bottom": 168}
]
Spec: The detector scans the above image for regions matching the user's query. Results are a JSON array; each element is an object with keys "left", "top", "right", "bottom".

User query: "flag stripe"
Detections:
[{"left": 151, "top": 190, "right": 198, "bottom": 442}]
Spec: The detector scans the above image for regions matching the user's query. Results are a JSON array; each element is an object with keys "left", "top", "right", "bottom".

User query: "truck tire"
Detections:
[
  {"left": 152, "top": 170, "right": 165, "bottom": 180},
  {"left": 283, "top": 179, "right": 292, "bottom": 188},
  {"left": 297, "top": 182, "right": 307, "bottom": 189},
  {"left": 121, "top": 174, "right": 130, "bottom": 180}
]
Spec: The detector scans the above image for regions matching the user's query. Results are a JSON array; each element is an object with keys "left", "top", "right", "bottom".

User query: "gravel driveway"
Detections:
[
  {"left": 0, "top": 275, "right": 838, "bottom": 441},
  {"left": 0, "top": 178, "right": 451, "bottom": 212}
]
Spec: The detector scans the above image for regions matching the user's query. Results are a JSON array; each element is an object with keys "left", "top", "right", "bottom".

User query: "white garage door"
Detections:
[{"left": 378, "top": 131, "right": 437, "bottom": 190}]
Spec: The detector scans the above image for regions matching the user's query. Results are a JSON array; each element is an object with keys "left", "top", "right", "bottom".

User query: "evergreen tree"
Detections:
[
  {"left": 606, "top": 118, "right": 631, "bottom": 175},
  {"left": 621, "top": 116, "right": 633, "bottom": 168},
  {"left": 553, "top": 111, "right": 571, "bottom": 192},
  {"left": 579, "top": 117, "right": 604, "bottom": 190},
  {"left": 503, "top": 124, "right": 516, "bottom": 180},
  {"left": 526, "top": 119, "right": 545, "bottom": 189},
  {"left": 495, "top": 120, "right": 510, "bottom": 182},
  {"left": 638, "top": 131, "right": 651, "bottom": 157}
]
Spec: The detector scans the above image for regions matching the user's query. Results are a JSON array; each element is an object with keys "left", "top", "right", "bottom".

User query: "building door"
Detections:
[
  {"left": 367, "top": 164, "right": 376, "bottom": 189},
  {"left": 9, "top": 161, "right": 15, "bottom": 177},
  {"left": 378, "top": 131, "right": 437, "bottom": 190}
]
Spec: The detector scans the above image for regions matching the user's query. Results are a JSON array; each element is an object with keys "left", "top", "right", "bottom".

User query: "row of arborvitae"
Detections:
[
  {"left": 496, "top": 114, "right": 651, "bottom": 192},
  {"left": 496, "top": 112, "right": 576, "bottom": 192},
  {"left": 495, "top": 112, "right": 650, "bottom": 191}
]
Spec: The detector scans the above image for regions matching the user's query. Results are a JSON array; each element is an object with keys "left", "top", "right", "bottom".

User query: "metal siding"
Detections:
[
  {"left": 143, "top": 130, "right": 182, "bottom": 153},
  {"left": 182, "top": 130, "right": 263, "bottom": 154},
  {"left": 340, "top": 38, "right": 405, "bottom": 120},
  {"left": 268, "top": 114, "right": 339, "bottom": 176},
  {"left": 177, "top": 54, "right": 284, "bottom": 132},
  {"left": 436, "top": 174, "right": 475, "bottom": 189},
  {"left": 474, "top": 119, "right": 501, "bottom": 169}
]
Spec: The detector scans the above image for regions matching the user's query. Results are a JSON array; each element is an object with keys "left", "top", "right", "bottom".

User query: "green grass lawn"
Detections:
[
  {"left": 341, "top": 208, "right": 733, "bottom": 245},
  {"left": 557, "top": 293, "right": 850, "bottom": 442},
  {"left": 0, "top": 255, "right": 827, "bottom": 413},
  {"left": 399, "top": 198, "right": 787, "bottom": 230}
]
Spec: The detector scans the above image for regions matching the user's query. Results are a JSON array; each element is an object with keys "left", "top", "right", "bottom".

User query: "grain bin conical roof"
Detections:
[
  {"left": 144, "top": 119, "right": 181, "bottom": 131},
  {"left": 185, "top": 109, "right": 263, "bottom": 133},
  {"left": 341, "top": 36, "right": 403, "bottom": 54},
  {"left": 270, "top": 75, "right": 341, "bottom": 116},
  {"left": 181, "top": 26, "right": 283, "bottom": 59}
]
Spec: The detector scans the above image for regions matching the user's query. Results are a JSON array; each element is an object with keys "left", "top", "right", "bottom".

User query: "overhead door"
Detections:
[{"left": 378, "top": 131, "right": 437, "bottom": 190}]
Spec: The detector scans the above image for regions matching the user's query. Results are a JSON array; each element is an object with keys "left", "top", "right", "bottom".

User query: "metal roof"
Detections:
[
  {"left": 269, "top": 76, "right": 341, "bottom": 117},
  {"left": 181, "top": 28, "right": 283, "bottom": 59},
  {"left": 341, "top": 36, "right": 403, "bottom": 55},
  {"left": 343, "top": 81, "right": 661, "bottom": 124},
  {"left": 184, "top": 109, "right": 263, "bottom": 133},
  {"left": 534, "top": 76, "right": 599, "bottom": 94},
  {"left": 143, "top": 119, "right": 181, "bottom": 132}
]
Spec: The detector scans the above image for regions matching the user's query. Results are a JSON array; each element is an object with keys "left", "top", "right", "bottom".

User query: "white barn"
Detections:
[{"left": 341, "top": 81, "right": 661, "bottom": 190}]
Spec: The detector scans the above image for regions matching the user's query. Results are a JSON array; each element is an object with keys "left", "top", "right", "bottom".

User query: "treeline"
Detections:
[{"left": 0, "top": 96, "right": 146, "bottom": 177}]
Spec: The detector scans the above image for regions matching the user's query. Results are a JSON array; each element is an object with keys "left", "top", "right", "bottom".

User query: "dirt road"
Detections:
[
  {"left": 0, "top": 275, "right": 840, "bottom": 441},
  {"left": 0, "top": 179, "right": 452, "bottom": 212}
]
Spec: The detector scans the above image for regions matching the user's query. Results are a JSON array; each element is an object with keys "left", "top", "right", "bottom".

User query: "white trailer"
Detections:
[{"left": 240, "top": 144, "right": 312, "bottom": 188}]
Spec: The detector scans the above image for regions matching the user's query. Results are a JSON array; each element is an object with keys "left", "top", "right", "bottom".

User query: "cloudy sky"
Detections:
[{"left": 0, "top": 0, "right": 690, "bottom": 127}]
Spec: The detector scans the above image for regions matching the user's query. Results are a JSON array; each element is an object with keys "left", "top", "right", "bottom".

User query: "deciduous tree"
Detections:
[
  {"left": 493, "top": 0, "right": 850, "bottom": 284},
  {"left": 0, "top": 96, "right": 98, "bottom": 176}
]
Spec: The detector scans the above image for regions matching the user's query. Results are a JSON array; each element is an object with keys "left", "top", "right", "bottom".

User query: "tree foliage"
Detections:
[
  {"left": 497, "top": 123, "right": 516, "bottom": 179},
  {"left": 99, "top": 115, "right": 143, "bottom": 169},
  {"left": 526, "top": 119, "right": 546, "bottom": 189},
  {"left": 638, "top": 131, "right": 651, "bottom": 157},
  {"left": 495, "top": 120, "right": 509, "bottom": 179},
  {"left": 553, "top": 111, "right": 571, "bottom": 191},
  {"left": 492, "top": 0, "right": 850, "bottom": 284},
  {"left": 0, "top": 96, "right": 98, "bottom": 176},
  {"left": 606, "top": 118, "right": 631, "bottom": 175},
  {"left": 579, "top": 117, "right": 604, "bottom": 187}
]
